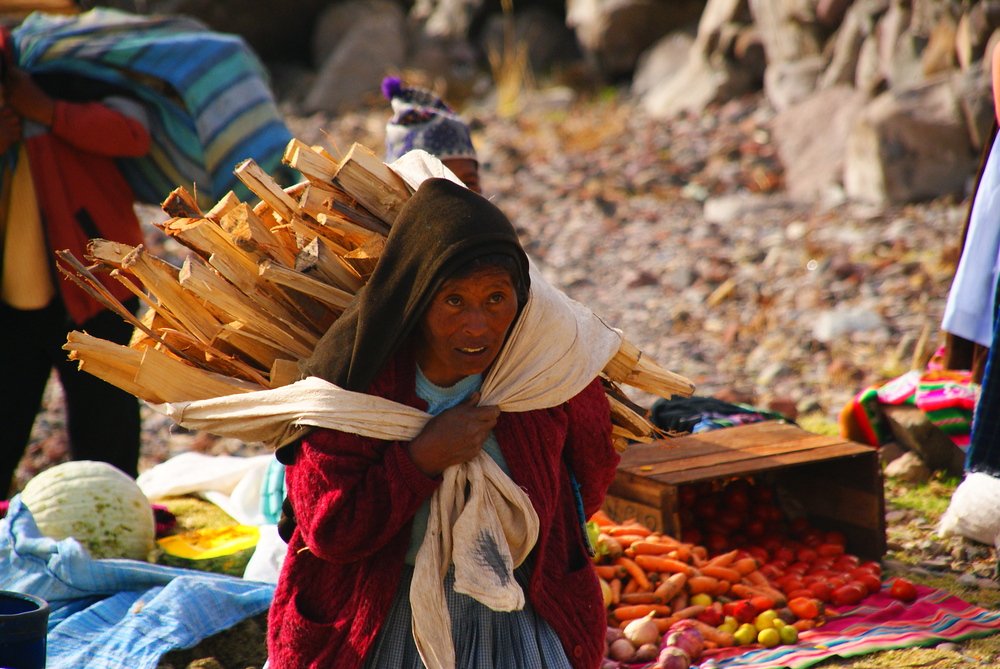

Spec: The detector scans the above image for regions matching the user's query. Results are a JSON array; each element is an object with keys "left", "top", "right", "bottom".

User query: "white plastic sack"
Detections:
[{"left": 937, "top": 472, "right": 1000, "bottom": 548}]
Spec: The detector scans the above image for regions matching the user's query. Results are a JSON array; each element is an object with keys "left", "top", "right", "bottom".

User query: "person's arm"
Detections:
[
  {"left": 5, "top": 65, "right": 149, "bottom": 157},
  {"left": 562, "top": 377, "right": 619, "bottom": 516},
  {"left": 286, "top": 427, "right": 440, "bottom": 562}
]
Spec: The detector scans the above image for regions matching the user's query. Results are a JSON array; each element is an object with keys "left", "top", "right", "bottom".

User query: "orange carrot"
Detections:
[
  {"left": 610, "top": 578, "right": 622, "bottom": 605},
  {"left": 611, "top": 534, "right": 649, "bottom": 549},
  {"left": 633, "top": 555, "right": 695, "bottom": 576},
  {"left": 670, "top": 543, "right": 693, "bottom": 562},
  {"left": 687, "top": 619, "right": 736, "bottom": 647},
  {"left": 705, "top": 549, "right": 740, "bottom": 568},
  {"left": 731, "top": 582, "right": 787, "bottom": 607},
  {"left": 655, "top": 604, "right": 707, "bottom": 629},
  {"left": 669, "top": 590, "right": 688, "bottom": 611},
  {"left": 699, "top": 565, "right": 742, "bottom": 583},
  {"left": 712, "top": 579, "right": 732, "bottom": 597},
  {"left": 686, "top": 575, "right": 721, "bottom": 595},
  {"left": 589, "top": 509, "right": 616, "bottom": 527},
  {"left": 615, "top": 556, "right": 652, "bottom": 591},
  {"left": 620, "top": 592, "right": 665, "bottom": 605},
  {"left": 613, "top": 603, "right": 672, "bottom": 621},
  {"left": 731, "top": 556, "right": 760, "bottom": 576},
  {"left": 607, "top": 525, "right": 653, "bottom": 538},
  {"left": 624, "top": 578, "right": 639, "bottom": 594},
  {"left": 594, "top": 564, "right": 626, "bottom": 580},
  {"left": 629, "top": 541, "right": 679, "bottom": 556},
  {"left": 653, "top": 572, "right": 688, "bottom": 603}
]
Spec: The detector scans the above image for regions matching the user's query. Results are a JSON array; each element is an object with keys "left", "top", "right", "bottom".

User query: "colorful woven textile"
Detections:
[
  {"left": 11, "top": 8, "right": 296, "bottom": 209},
  {"left": 841, "top": 370, "right": 978, "bottom": 448},
  {"left": 699, "top": 585, "right": 1000, "bottom": 669}
]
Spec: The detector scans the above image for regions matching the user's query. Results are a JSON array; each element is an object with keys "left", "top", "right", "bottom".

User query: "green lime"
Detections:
[{"left": 758, "top": 627, "right": 781, "bottom": 648}]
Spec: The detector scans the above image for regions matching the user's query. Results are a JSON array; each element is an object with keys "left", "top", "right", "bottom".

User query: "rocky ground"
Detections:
[{"left": 16, "top": 83, "right": 1000, "bottom": 668}]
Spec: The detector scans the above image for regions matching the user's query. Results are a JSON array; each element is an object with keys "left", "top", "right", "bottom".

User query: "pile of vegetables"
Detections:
[{"left": 590, "top": 475, "right": 921, "bottom": 668}]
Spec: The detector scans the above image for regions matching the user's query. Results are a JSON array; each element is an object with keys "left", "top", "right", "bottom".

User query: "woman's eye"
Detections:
[
  {"left": 488, "top": 293, "right": 506, "bottom": 304},
  {"left": 445, "top": 295, "right": 462, "bottom": 306}
]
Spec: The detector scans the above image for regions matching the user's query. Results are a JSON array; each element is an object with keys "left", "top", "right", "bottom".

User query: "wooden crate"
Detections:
[{"left": 602, "top": 421, "right": 886, "bottom": 560}]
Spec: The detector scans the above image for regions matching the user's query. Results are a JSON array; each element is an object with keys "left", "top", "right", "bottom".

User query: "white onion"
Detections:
[{"left": 623, "top": 612, "right": 661, "bottom": 647}]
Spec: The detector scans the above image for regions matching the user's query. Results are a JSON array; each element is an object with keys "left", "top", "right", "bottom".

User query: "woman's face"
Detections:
[{"left": 415, "top": 266, "right": 519, "bottom": 387}]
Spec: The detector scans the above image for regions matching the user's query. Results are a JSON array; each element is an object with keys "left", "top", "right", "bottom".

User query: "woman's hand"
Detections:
[{"left": 408, "top": 392, "right": 499, "bottom": 476}]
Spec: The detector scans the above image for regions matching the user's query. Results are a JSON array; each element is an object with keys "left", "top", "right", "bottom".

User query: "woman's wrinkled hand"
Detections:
[{"left": 408, "top": 392, "right": 499, "bottom": 476}]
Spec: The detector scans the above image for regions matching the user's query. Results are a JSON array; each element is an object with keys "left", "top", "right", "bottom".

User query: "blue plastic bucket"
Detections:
[{"left": 0, "top": 591, "right": 48, "bottom": 669}]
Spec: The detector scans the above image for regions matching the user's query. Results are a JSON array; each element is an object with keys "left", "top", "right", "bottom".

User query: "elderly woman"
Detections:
[{"left": 266, "top": 178, "right": 619, "bottom": 668}]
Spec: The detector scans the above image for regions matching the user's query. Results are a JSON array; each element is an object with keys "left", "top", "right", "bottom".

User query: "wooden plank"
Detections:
[
  {"left": 618, "top": 422, "right": 867, "bottom": 471},
  {"left": 629, "top": 434, "right": 858, "bottom": 480},
  {"left": 602, "top": 494, "right": 668, "bottom": 533}
]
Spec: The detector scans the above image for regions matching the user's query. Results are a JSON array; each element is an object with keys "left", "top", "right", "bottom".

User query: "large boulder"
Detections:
[
  {"left": 844, "top": 71, "right": 986, "bottom": 204},
  {"left": 302, "top": 6, "right": 407, "bottom": 114},
  {"left": 566, "top": 0, "right": 704, "bottom": 78},
  {"left": 772, "top": 84, "right": 869, "bottom": 200}
]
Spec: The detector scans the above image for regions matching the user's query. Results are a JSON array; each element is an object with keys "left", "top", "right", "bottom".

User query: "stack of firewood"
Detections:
[{"left": 59, "top": 140, "right": 694, "bottom": 450}]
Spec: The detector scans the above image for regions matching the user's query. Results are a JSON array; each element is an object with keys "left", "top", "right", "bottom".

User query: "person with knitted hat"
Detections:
[{"left": 382, "top": 76, "right": 481, "bottom": 193}]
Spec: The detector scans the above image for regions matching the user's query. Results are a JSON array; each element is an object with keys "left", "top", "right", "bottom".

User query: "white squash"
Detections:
[{"left": 20, "top": 460, "right": 155, "bottom": 561}]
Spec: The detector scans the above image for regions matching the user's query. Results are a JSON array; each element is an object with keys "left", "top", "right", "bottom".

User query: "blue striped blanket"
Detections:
[{"left": 12, "top": 7, "right": 297, "bottom": 209}]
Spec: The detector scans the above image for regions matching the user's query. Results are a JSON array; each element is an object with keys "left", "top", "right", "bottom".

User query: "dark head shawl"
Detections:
[{"left": 299, "top": 177, "right": 530, "bottom": 392}]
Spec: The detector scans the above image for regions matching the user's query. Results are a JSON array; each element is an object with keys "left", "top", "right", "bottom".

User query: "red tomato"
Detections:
[
  {"left": 788, "top": 596, "right": 823, "bottom": 620},
  {"left": 856, "top": 572, "right": 883, "bottom": 595},
  {"left": 816, "top": 542, "right": 845, "bottom": 557},
  {"left": 797, "top": 547, "right": 819, "bottom": 563},
  {"left": 889, "top": 577, "right": 918, "bottom": 603},
  {"left": 824, "top": 530, "right": 847, "bottom": 546},
  {"left": 808, "top": 581, "right": 832, "bottom": 602},
  {"left": 831, "top": 583, "right": 867, "bottom": 606}
]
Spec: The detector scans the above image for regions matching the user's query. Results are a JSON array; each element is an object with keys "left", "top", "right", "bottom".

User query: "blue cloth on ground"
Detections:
[
  {"left": 11, "top": 7, "right": 297, "bottom": 209},
  {"left": 0, "top": 496, "right": 274, "bottom": 669}
]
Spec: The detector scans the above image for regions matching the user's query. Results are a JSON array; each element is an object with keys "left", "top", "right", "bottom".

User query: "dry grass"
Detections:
[{"left": 487, "top": 0, "right": 532, "bottom": 118}]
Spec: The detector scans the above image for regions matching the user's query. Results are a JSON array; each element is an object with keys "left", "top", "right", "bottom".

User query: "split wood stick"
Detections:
[
  {"left": 156, "top": 328, "right": 272, "bottom": 388},
  {"left": 132, "top": 344, "right": 263, "bottom": 403},
  {"left": 161, "top": 185, "right": 203, "bottom": 218},
  {"left": 178, "top": 256, "right": 317, "bottom": 358},
  {"left": 90, "top": 242, "right": 225, "bottom": 345},
  {"left": 604, "top": 339, "right": 696, "bottom": 399},
  {"left": 295, "top": 237, "right": 365, "bottom": 293},
  {"left": 283, "top": 138, "right": 340, "bottom": 184},
  {"left": 214, "top": 322, "right": 295, "bottom": 371},
  {"left": 64, "top": 331, "right": 149, "bottom": 399},
  {"left": 206, "top": 190, "right": 243, "bottom": 223},
  {"left": 178, "top": 256, "right": 317, "bottom": 354},
  {"left": 332, "top": 143, "right": 411, "bottom": 226},
  {"left": 270, "top": 358, "right": 302, "bottom": 388},
  {"left": 234, "top": 158, "right": 298, "bottom": 222},
  {"left": 220, "top": 202, "right": 298, "bottom": 268},
  {"left": 258, "top": 259, "right": 354, "bottom": 311}
]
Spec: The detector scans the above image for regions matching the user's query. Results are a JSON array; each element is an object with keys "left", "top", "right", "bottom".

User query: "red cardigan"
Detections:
[
  {"left": 267, "top": 348, "right": 619, "bottom": 669},
  {"left": 22, "top": 97, "right": 149, "bottom": 324}
]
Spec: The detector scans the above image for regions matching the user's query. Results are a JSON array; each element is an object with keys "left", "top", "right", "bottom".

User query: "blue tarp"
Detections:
[{"left": 0, "top": 496, "right": 274, "bottom": 669}]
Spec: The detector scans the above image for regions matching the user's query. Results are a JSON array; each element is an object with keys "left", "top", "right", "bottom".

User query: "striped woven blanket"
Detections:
[
  {"left": 699, "top": 585, "right": 1000, "bottom": 669},
  {"left": 12, "top": 7, "right": 297, "bottom": 208}
]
